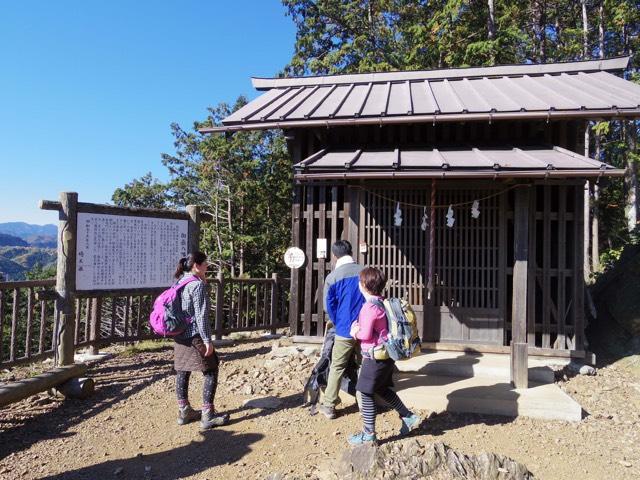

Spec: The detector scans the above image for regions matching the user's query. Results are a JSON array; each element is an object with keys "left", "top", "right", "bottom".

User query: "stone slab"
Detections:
[
  {"left": 395, "top": 350, "right": 565, "bottom": 384},
  {"left": 74, "top": 352, "right": 113, "bottom": 364},
  {"left": 394, "top": 373, "right": 582, "bottom": 422}
]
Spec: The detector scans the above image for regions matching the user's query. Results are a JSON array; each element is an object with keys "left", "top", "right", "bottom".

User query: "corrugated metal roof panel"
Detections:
[
  {"left": 312, "top": 85, "right": 352, "bottom": 117},
  {"left": 410, "top": 81, "right": 439, "bottom": 114},
  {"left": 222, "top": 88, "right": 286, "bottom": 123},
  {"left": 294, "top": 147, "right": 622, "bottom": 179},
  {"left": 560, "top": 73, "right": 633, "bottom": 108},
  {"left": 206, "top": 58, "right": 640, "bottom": 132},
  {"left": 387, "top": 82, "right": 413, "bottom": 115},
  {"left": 590, "top": 71, "right": 640, "bottom": 100},
  {"left": 400, "top": 150, "right": 443, "bottom": 168},
  {"left": 360, "top": 83, "right": 390, "bottom": 116},
  {"left": 335, "top": 83, "right": 371, "bottom": 117},
  {"left": 355, "top": 150, "right": 396, "bottom": 168}
]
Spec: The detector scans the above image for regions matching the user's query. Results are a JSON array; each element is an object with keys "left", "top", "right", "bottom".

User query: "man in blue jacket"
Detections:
[{"left": 318, "top": 240, "right": 365, "bottom": 419}]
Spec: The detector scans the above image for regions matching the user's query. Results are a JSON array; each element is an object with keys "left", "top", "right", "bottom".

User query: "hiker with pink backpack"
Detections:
[
  {"left": 151, "top": 251, "right": 229, "bottom": 429},
  {"left": 347, "top": 267, "right": 421, "bottom": 445}
]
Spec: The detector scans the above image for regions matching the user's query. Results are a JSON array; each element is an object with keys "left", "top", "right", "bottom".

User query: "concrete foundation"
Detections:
[{"left": 338, "top": 350, "right": 582, "bottom": 422}]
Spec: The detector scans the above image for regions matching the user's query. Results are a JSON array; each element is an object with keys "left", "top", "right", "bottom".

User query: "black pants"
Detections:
[{"left": 175, "top": 361, "right": 219, "bottom": 410}]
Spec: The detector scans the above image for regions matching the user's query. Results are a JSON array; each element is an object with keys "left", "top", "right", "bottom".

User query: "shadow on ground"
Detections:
[
  {"left": 39, "top": 429, "right": 264, "bottom": 480},
  {"left": 0, "top": 344, "right": 272, "bottom": 460}
]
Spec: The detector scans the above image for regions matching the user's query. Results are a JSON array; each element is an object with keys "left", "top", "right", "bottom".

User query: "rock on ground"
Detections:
[{"left": 311, "top": 438, "right": 534, "bottom": 480}]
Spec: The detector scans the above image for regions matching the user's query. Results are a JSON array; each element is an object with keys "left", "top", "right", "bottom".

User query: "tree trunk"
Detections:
[
  {"left": 487, "top": 0, "right": 496, "bottom": 40},
  {"left": 239, "top": 202, "right": 245, "bottom": 277},
  {"left": 487, "top": 0, "right": 496, "bottom": 64},
  {"left": 227, "top": 189, "right": 235, "bottom": 277},
  {"left": 540, "top": 3, "right": 546, "bottom": 62},
  {"left": 598, "top": 1, "right": 605, "bottom": 59},
  {"left": 581, "top": 0, "right": 589, "bottom": 58}
]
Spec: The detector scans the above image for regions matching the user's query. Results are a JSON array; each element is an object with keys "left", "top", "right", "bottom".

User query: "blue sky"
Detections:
[{"left": 0, "top": 1, "right": 295, "bottom": 225}]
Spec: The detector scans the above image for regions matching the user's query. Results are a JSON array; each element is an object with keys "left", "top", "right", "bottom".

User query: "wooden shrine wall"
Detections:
[{"left": 290, "top": 180, "right": 586, "bottom": 353}]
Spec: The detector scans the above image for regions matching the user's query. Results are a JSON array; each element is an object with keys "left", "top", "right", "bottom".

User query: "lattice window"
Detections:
[
  {"left": 433, "top": 188, "right": 501, "bottom": 310},
  {"left": 361, "top": 188, "right": 428, "bottom": 306}
]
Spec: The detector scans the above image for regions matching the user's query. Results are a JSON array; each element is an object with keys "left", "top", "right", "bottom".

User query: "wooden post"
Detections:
[
  {"left": 186, "top": 205, "right": 200, "bottom": 254},
  {"left": 346, "top": 185, "right": 360, "bottom": 248},
  {"left": 574, "top": 185, "right": 586, "bottom": 350},
  {"left": 289, "top": 185, "right": 303, "bottom": 336},
  {"left": 55, "top": 192, "right": 78, "bottom": 367},
  {"left": 270, "top": 273, "right": 280, "bottom": 334},
  {"left": 511, "top": 186, "right": 529, "bottom": 389},
  {"left": 214, "top": 271, "right": 224, "bottom": 340},
  {"left": 88, "top": 297, "right": 101, "bottom": 355}
]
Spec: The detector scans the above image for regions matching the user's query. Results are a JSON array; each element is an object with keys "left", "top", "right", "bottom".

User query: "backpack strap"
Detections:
[
  {"left": 173, "top": 276, "right": 200, "bottom": 291},
  {"left": 369, "top": 298, "right": 385, "bottom": 310}
]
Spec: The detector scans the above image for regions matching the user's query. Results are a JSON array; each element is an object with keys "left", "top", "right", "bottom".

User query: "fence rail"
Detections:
[{"left": 0, "top": 275, "right": 289, "bottom": 368}]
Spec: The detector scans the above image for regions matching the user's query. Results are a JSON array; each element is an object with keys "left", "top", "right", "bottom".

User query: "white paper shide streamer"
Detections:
[
  {"left": 471, "top": 199, "right": 480, "bottom": 219},
  {"left": 421, "top": 206, "right": 429, "bottom": 231},
  {"left": 446, "top": 205, "right": 455, "bottom": 228},
  {"left": 394, "top": 202, "right": 403, "bottom": 227}
]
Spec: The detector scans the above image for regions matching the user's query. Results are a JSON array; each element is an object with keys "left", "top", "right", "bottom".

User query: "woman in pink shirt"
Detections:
[{"left": 348, "top": 267, "right": 421, "bottom": 445}]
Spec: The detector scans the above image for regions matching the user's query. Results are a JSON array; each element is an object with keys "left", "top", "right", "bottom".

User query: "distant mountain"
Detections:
[
  {"left": 0, "top": 233, "right": 29, "bottom": 247},
  {"left": 0, "top": 222, "right": 57, "bottom": 249},
  {"left": 25, "top": 234, "right": 57, "bottom": 248},
  {"left": 0, "top": 256, "right": 27, "bottom": 280},
  {"left": 0, "top": 222, "right": 57, "bottom": 239},
  {"left": 0, "top": 246, "right": 57, "bottom": 280}
]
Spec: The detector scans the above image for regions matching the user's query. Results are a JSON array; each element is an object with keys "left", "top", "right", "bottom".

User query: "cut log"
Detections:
[
  {"left": 53, "top": 377, "right": 95, "bottom": 399},
  {"left": 0, "top": 364, "right": 87, "bottom": 408}
]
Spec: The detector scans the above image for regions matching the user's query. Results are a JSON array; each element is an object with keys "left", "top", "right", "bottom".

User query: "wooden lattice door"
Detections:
[
  {"left": 427, "top": 186, "right": 505, "bottom": 344},
  {"left": 360, "top": 184, "right": 505, "bottom": 344},
  {"left": 359, "top": 187, "right": 430, "bottom": 338}
]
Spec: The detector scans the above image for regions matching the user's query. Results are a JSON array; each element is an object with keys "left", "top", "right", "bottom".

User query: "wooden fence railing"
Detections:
[{"left": 0, "top": 275, "right": 289, "bottom": 368}]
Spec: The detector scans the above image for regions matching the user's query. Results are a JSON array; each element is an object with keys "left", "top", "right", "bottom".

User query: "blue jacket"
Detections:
[{"left": 323, "top": 261, "right": 365, "bottom": 338}]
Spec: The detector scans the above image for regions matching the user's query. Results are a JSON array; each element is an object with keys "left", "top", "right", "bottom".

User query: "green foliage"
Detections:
[
  {"left": 113, "top": 98, "right": 292, "bottom": 277},
  {"left": 112, "top": 172, "right": 170, "bottom": 209},
  {"left": 599, "top": 246, "right": 624, "bottom": 271},
  {"left": 24, "top": 263, "right": 56, "bottom": 280}
]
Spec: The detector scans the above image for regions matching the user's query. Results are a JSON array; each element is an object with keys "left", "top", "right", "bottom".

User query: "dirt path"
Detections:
[{"left": 1, "top": 338, "right": 639, "bottom": 479}]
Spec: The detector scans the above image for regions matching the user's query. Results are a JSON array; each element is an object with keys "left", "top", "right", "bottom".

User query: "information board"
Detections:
[{"left": 76, "top": 213, "right": 189, "bottom": 291}]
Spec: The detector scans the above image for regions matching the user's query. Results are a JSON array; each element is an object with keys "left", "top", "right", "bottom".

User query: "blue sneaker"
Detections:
[
  {"left": 400, "top": 413, "right": 421, "bottom": 435},
  {"left": 347, "top": 431, "right": 377, "bottom": 445}
]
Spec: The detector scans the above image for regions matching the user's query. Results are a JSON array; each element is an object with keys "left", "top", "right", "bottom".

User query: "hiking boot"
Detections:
[
  {"left": 177, "top": 406, "right": 201, "bottom": 426},
  {"left": 347, "top": 431, "right": 377, "bottom": 445},
  {"left": 400, "top": 413, "right": 421, "bottom": 436},
  {"left": 317, "top": 404, "right": 336, "bottom": 419},
  {"left": 200, "top": 410, "right": 230, "bottom": 430}
]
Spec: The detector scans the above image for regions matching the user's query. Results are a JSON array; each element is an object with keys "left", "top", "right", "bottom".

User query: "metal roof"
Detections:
[
  {"left": 200, "top": 57, "right": 640, "bottom": 133},
  {"left": 293, "top": 146, "right": 625, "bottom": 180}
]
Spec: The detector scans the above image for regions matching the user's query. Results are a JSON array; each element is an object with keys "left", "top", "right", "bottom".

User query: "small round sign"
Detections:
[{"left": 284, "top": 247, "right": 305, "bottom": 269}]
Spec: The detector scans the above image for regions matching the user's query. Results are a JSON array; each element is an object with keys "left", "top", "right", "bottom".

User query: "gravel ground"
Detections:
[{"left": 0, "top": 337, "right": 639, "bottom": 479}]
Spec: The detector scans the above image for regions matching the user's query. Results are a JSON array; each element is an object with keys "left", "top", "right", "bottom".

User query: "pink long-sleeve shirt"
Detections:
[{"left": 354, "top": 298, "right": 388, "bottom": 353}]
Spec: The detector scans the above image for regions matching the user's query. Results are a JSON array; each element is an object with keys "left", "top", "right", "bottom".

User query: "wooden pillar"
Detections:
[
  {"left": 88, "top": 297, "right": 101, "bottom": 355},
  {"left": 288, "top": 185, "right": 303, "bottom": 336},
  {"left": 574, "top": 185, "right": 586, "bottom": 350},
  {"left": 55, "top": 192, "right": 78, "bottom": 367},
  {"left": 270, "top": 273, "right": 279, "bottom": 335},
  {"left": 345, "top": 185, "right": 360, "bottom": 249},
  {"left": 511, "top": 186, "right": 529, "bottom": 389},
  {"left": 186, "top": 205, "right": 200, "bottom": 254}
]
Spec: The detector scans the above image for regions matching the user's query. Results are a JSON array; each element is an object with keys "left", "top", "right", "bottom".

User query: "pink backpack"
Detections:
[{"left": 149, "top": 277, "right": 199, "bottom": 337}]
